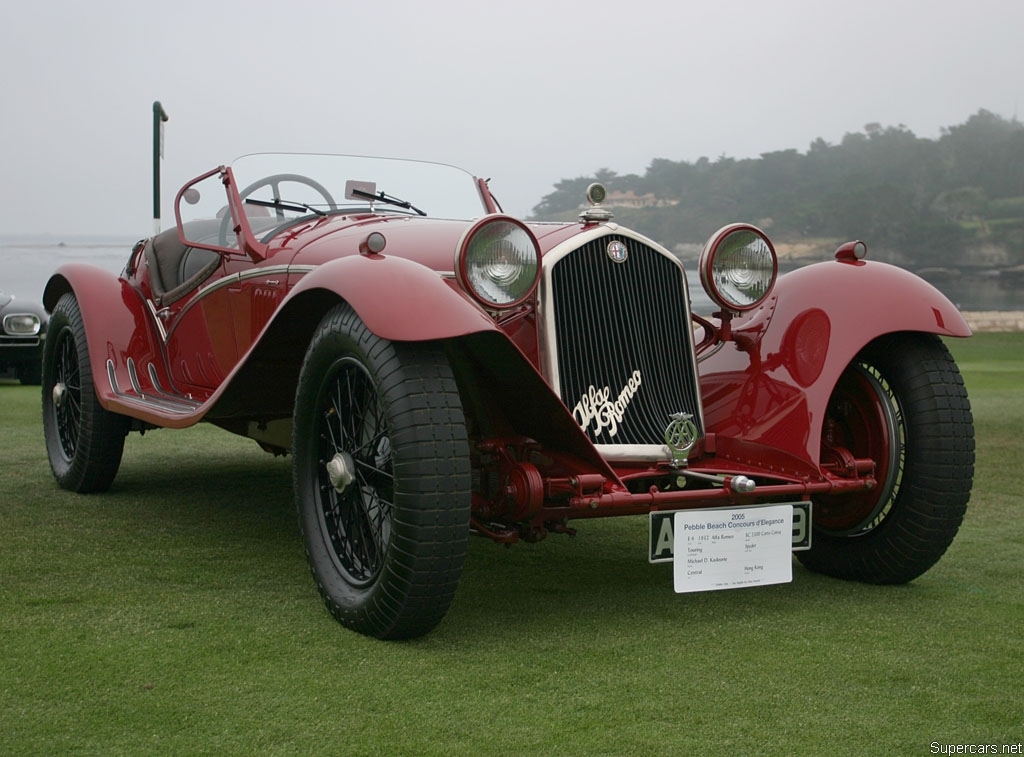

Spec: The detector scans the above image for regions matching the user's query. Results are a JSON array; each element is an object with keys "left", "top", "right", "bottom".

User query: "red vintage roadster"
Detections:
[{"left": 43, "top": 151, "right": 974, "bottom": 639}]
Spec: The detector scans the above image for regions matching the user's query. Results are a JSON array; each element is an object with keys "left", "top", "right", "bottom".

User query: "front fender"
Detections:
[
  {"left": 776, "top": 258, "right": 971, "bottom": 339},
  {"left": 202, "top": 253, "right": 504, "bottom": 426},
  {"left": 287, "top": 254, "right": 498, "bottom": 341},
  {"left": 699, "top": 259, "right": 970, "bottom": 473}
]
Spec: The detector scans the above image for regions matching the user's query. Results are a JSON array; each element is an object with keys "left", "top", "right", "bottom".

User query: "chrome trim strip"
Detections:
[
  {"left": 167, "top": 272, "right": 243, "bottom": 330},
  {"left": 106, "top": 359, "right": 119, "bottom": 394},
  {"left": 146, "top": 299, "right": 167, "bottom": 341},
  {"left": 286, "top": 264, "right": 453, "bottom": 278},
  {"left": 115, "top": 393, "right": 200, "bottom": 414},
  {"left": 148, "top": 363, "right": 166, "bottom": 394},
  {"left": 193, "top": 264, "right": 293, "bottom": 300},
  {"left": 127, "top": 358, "right": 142, "bottom": 395},
  {"left": 106, "top": 356, "right": 200, "bottom": 415},
  {"left": 165, "top": 265, "right": 292, "bottom": 340},
  {"left": 0, "top": 338, "right": 41, "bottom": 347}
]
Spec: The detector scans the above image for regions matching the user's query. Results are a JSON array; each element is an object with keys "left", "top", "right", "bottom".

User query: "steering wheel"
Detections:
[{"left": 218, "top": 173, "right": 339, "bottom": 246}]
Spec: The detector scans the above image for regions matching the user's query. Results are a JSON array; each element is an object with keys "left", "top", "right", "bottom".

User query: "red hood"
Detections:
[{"left": 282, "top": 213, "right": 588, "bottom": 271}]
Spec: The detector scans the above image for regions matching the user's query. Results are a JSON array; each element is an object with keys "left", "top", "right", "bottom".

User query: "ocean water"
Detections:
[
  {"left": 1, "top": 235, "right": 1018, "bottom": 313},
  {"left": 1, "top": 235, "right": 136, "bottom": 304}
]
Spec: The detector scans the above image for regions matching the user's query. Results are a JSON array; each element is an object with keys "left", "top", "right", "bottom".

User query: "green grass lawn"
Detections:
[{"left": 1, "top": 334, "right": 1021, "bottom": 756}]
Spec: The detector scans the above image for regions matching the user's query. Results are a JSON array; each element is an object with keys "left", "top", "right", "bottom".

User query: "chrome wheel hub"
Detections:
[
  {"left": 326, "top": 451, "right": 356, "bottom": 493},
  {"left": 52, "top": 382, "right": 67, "bottom": 408}
]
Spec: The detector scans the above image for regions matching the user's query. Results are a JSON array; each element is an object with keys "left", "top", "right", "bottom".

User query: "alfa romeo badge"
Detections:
[{"left": 606, "top": 240, "right": 628, "bottom": 263}]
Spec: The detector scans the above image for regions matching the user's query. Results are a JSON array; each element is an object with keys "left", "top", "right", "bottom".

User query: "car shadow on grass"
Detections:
[{"left": 65, "top": 436, "right": 944, "bottom": 646}]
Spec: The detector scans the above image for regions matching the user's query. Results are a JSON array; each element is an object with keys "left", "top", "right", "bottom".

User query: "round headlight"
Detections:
[
  {"left": 699, "top": 224, "right": 778, "bottom": 312},
  {"left": 456, "top": 216, "right": 540, "bottom": 309}
]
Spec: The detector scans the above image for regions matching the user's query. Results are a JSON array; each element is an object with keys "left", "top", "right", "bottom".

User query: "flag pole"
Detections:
[{"left": 152, "top": 101, "right": 169, "bottom": 234}]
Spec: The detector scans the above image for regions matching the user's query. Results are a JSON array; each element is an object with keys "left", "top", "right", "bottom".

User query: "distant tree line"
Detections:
[{"left": 531, "top": 110, "right": 1024, "bottom": 267}]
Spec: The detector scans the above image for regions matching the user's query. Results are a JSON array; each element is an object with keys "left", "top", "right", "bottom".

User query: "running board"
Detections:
[{"left": 106, "top": 359, "right": 202, "bottom": 415}]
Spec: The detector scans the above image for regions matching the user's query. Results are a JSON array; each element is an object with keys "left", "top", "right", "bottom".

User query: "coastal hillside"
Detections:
[{"left": 531, "top": 109, "right": 1024, "bottom": 279}]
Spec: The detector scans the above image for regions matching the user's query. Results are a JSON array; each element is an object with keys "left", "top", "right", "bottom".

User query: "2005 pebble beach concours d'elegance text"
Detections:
[{"left": 42, "top": 130, "right": 974, "bottom": 638}]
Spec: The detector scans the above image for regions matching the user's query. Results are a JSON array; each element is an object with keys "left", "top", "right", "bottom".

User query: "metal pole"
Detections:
[{"left": 152, "top": 101, "right": 169, "bottom": 234}]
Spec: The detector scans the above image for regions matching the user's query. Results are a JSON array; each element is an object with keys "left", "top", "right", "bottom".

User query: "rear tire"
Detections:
[
  {"left": 293, "top": 303, "right": 471, "bottom": 639},
  {"left": 42, "top": 293, "right": 128, "bottom": 493},
  {"left": 797, "top": 333, "right": 974, "bottom": 583}
]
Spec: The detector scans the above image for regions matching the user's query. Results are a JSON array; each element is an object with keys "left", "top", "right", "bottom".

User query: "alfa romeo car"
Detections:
[
  {"left": 42, "top": 151, "right": 974, "bottom": 639},
  {"left": 1, "top": 291, "right": 46, "bottom": 385}
]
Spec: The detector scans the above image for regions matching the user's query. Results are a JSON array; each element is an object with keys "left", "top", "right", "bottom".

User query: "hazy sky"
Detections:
[{"left": 2, "top": 0, "right": 1022, "bottom": 237}]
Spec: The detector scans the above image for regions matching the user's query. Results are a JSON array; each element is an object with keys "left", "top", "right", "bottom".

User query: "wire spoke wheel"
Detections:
[
  {"left": 42, "top": 293, "right": 128, "bottom": 493},
  {"left": 293, "top": 303, "right": 470, "bottom": 639},
  {"left": 53, "top": 326, "right": 84, "bottom": 459},
  {"left": 315, "top": 357, "right": 394, "bottom": 586}
]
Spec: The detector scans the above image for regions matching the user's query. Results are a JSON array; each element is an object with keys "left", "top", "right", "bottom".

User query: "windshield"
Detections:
[
  {"left": 231, "top": 153, "right": 486, "bottom": 221},
  {"left": 175, "top": 154, "right": 490, "bottom": 252}
]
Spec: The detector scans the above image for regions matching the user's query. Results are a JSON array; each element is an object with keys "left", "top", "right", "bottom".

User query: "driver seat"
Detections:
[{"left": 145, "top": 224, "right": 221, "bottom": 307}]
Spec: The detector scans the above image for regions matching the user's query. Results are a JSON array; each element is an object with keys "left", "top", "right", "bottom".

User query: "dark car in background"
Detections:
[{"left": 0, "top": 291, "right": 46, "bottom": 384}]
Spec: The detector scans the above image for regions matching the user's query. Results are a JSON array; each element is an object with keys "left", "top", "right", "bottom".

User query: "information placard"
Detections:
[{"left": 673, "top": 505, "right": 793, "bottom": 593}]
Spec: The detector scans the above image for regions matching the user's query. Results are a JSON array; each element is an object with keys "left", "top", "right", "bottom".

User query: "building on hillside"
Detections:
[{"left": 585, "top": 190, "right": 679, "bottom": 209}]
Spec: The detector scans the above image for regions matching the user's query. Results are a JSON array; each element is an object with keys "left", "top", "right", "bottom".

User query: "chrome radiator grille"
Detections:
[{"left": 547, "top": 234, "right": 703, "bottom": 449}]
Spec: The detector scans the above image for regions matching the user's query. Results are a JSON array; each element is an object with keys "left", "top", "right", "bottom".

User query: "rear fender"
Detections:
[
  {"left": 286, "top": 254, "right": 497, "bottom": 341},
  {"left": 43, "top": 264, "right": 171, "bottom": 413},
  {"left": 699, "top": 259, "right": 970, "bottom": 472}
]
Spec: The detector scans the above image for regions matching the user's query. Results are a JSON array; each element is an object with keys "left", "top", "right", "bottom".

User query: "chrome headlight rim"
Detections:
[
  {"left": 3, "top": 313, "right": 42, "bottom": 336},
  {"left": 455, "top": 215, "right": 541, "bottom": 310},
  {"left": 699, "top": 223, "right": 778, "bottom": 313}
]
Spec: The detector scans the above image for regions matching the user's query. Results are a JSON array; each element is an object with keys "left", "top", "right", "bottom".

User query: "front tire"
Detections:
[
  {"left": 42, "top": 293, "right": 128, "bottom": 493},
  {"left": 293, "top": 304, "right": 471, "bottom": 640},
  {"left": 797, "top": 333, "right": 974, "bottom": 584}
]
